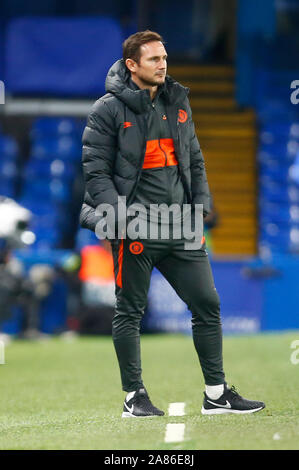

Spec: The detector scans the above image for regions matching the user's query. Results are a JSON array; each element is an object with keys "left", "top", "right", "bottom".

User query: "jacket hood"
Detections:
[{"left": 105, "top": 59, "right": 189, "bottom": 114}]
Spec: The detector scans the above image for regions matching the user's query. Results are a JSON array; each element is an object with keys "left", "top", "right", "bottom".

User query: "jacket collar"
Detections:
[{"left": 105, "top": 59, "right": 189, "bottom": 114}]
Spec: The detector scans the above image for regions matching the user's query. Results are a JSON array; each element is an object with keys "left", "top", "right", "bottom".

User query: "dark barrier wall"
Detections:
[
  {"left": 5, "top": 17, "right": 123, "bottom": 96},
  {"left": 236, "top": 0, "right": 276, "bottom": 106},
  {"left": 2, "top": 252, "right": 298, "bottom": 335}
]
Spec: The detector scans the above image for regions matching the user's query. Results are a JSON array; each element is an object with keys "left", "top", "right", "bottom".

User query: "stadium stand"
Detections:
[
  {"left": 18, "top": 117, "right": 83, "bottom": 250},
  {"left": 254, "top": 58, "right": 299, "bottom": 254},
  {"left": 167, "top": 64, "right": 258, "bottom": 256},
  {"left": 0, "top": 130, "right": 19, "bottom": 198}
]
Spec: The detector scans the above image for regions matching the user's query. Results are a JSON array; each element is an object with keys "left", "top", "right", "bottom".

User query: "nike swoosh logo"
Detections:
[
  {"left": 207, "top": 399, "right": 231, "bottom": 409},
  {"left": 124, "top": 402, "right": 134, "bottom": 414}
]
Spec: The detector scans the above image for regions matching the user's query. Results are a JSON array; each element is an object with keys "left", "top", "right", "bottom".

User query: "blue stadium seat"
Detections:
[
  {"left": 0, "top": 159, "right": 17, "bottom": 198},
  {"left": 31, "top": 136, "right": 81, "bottom": 161},
  {"left": 259, "top": 181, "right": 299, "bottom": 203},
  {"left": 260, "top": 122, "right": 299, "bottom": 141},
  {"left": 75, "top": 226, "right": 100, "bottom": 250},
  {"left": 18, "top": 198, "right": 56, "bottom": 215},
  {"left": 260, "top": 224, "right": 290, "bottom": 247},
  {"left": 0, "top": 159, "right": 18, "bottom": 178},
  {"left": 32, "top": 230, "right": 61, "bottom": 249},
  {"left": 259, "top": 163, "right": 290, "bottom": 183},
  {"left": 0, "top": 179, "right": 16, "bottom": 198},
  {"left": 21, "top": 178, "right": 71, "bottom": 203},
  {"left": 259, "top": 202, "right": 299, "bottom": 225},
  {"left": 24, "top": 159, "right": 75, "bottom": 180},
  {"left": 0, "top": 135, "right": 18, "bottom": 159},
  {"left": 31, "top": 117, "right": 80, "bottom": 140},
  {"left": 258, "top": 140, "right": 299, "bottom": 162},
  {"left": 256, "top": 100, "right": 298, "bottom": 123},
  {"left": 259, "top": 223, "right": 299, "bottom": 252},
  {"left": 29, "top": 212, "right": 58, "bottom": 230},
  {"left": 254, "top": 68, "right": 299, "bottom": 109}
]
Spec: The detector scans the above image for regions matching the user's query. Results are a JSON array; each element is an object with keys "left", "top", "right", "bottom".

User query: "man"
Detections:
[{"left": 80, "top": 30, "right": 265, "bottom": 417}]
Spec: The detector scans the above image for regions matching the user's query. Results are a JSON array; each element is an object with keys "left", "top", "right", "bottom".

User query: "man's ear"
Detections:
[{"left": 125, "top": 58, "right": 137, "bottom": 73}]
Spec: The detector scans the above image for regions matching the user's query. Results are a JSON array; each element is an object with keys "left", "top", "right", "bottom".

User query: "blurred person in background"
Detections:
[
  {"left": 0, "top": 238, "right": 31, "bottom": 334},
  {"left": 56, "top": 242, "right": 116, "bottom": 336},
  {"left": 78, "top": 240, "right": 115, "bottom": 335},
  {"left": 79, "top": 30, "right": 265, "bottom": 417},
  {"left": 0, "top": 196, "right": 56, "bottom": 339}
]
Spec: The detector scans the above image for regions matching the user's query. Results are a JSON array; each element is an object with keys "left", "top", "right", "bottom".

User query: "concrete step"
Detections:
[
  {"left": 213, "top": 201, "right": 257, "bottom": 216},
  {"left": 206, "top": 160, "right": 256, "bottom": 172},
  {"left": 168, "top": 65, "right": 235, "bottom": 79},
  {"left": 199, "top": 138, "right": 257, "bottom": 151},
  {"left": 168, "top": 64, "right": 257, "bottom": 256},
  {"left": 190, "top": 96, "right": 237, "bottom": 110},
  {"left": 183, "top": 81, "right": 234, "bottom": 94},
  {"left": 193, "top": 110, "right": 255, "bottom": 125},
  {"left": 211, "top": 238, "right": 257, "bottom": 256},
  {"left": 197, "top": 127, "right": 256, "bottom": 138}
]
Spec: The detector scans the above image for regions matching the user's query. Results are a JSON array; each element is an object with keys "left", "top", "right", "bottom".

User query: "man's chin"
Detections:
[
  {"left": 138, "top": 76, "right": 166, "bottom": 87},
  {"left": 154, "top": 76, "right": 166, "bottom": 85}
]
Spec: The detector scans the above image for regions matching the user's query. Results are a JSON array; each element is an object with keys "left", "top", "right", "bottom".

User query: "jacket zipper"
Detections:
[
  {"left": 127, "top": 114, "right": 148, "bottom": 205},
  {"left": 158, "top": 139, "right": 167, "bottom": 166},
  {"left": 154, "top": 104, "right": 173, "bottom": 204}
]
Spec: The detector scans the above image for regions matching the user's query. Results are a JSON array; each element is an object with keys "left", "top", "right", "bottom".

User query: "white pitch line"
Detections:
[
  {"left": 168, "top": 402, "right": 185, "bottom": 416},
  {"left": 164, "top": 423, "right": 185, "bottom": 443}
]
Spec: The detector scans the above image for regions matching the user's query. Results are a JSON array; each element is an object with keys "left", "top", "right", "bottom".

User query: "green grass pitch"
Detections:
[{"left": 0, "top": 331, "right": 298, "bottom": 450}]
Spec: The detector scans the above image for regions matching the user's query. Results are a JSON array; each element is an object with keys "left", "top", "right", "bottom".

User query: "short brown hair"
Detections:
[{"left": 123, "top": 30, "right": 164, "bottom": 64}]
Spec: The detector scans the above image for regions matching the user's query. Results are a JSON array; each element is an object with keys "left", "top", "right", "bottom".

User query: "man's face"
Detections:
[{"left": 130, "top": 41, "right": 167, "bottom": 87}]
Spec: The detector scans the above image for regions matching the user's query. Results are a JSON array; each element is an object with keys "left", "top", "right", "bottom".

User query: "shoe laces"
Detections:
[
  {"left": 134, "top": 390, "right": 151, "bottom": 405},
  {"left": 134, "top": 391, "right": 159, "bottom": 412},
  {"left": 135, "top": 393, "right": 147, "bottom": 403},
  {"left": 230, "top": 385, "right": 239, "bottom": 395},
  {"left": 227, "top": 385, "right": 242, "bottom": 402}
]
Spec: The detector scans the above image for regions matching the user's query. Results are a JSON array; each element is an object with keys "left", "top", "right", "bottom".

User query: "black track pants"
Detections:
[{"left": 111, "top": 236, "right": 225, "bottom": 392}]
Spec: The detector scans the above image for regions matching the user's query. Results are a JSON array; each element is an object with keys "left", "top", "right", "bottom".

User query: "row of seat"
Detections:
[
  {"left": 0, "top": 132, "right": 19, "bottom": 198},
  {"left": 258, "top": 117, "right": 299, "bottom": 253},
  {"left": 2, "top": 109, "right": 299, "bottom": 255},
  {"left": 3, "top": 117, "right": 85, "bottom": 250}
]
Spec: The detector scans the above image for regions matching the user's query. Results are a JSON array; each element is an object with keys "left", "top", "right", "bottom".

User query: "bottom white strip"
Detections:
[{"left": 164, "top": 423, "right": 185, "bottom": 443}]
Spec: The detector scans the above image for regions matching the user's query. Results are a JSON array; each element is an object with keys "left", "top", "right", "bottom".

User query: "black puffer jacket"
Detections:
[{"left": 80, "top": 59, "right": 210, "bottom": 232}]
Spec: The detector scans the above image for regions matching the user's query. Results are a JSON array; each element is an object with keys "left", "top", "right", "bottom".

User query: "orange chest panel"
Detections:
[{"left": 142, "top": 138, "right": 178, "bottom": 169}]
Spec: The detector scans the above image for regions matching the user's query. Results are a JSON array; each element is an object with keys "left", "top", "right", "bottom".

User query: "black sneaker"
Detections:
[
  {"left": 122, "top": 388, "right": 165, "bottom": 418},
  {"left": 201, "top": 384, "right": 265, "bottom": 415}
]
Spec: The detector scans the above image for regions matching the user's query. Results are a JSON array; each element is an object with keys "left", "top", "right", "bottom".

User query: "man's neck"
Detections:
[{"left": 130, "top": 76, "right": 158, "bottom": 101}]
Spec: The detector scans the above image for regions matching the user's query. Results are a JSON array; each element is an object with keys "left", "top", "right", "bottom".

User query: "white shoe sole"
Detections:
[
  {"left": 201, "top": 406, "right": 264, "bottom": 415},
  {"left": 122, "top": 411, "right": 161, "bottom": 418}
]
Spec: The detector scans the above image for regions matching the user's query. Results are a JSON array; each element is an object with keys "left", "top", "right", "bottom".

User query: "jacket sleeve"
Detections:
[
  {"left": 79, "top": 202, "right": 101, "bottom": 232},
  {"left": 186, "top": 100, "right": 211, "bottom": 216},
  {"left": 81, "top": 99, "right": 119, "bottom": 210},
  {"left": 81, "top": 99, "right": 127, "bottom": 233}
]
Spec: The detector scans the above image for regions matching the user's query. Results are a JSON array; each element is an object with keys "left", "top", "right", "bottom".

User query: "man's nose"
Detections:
[{"left": 158, "top": 59, "right": 166, "bottom": 69}]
